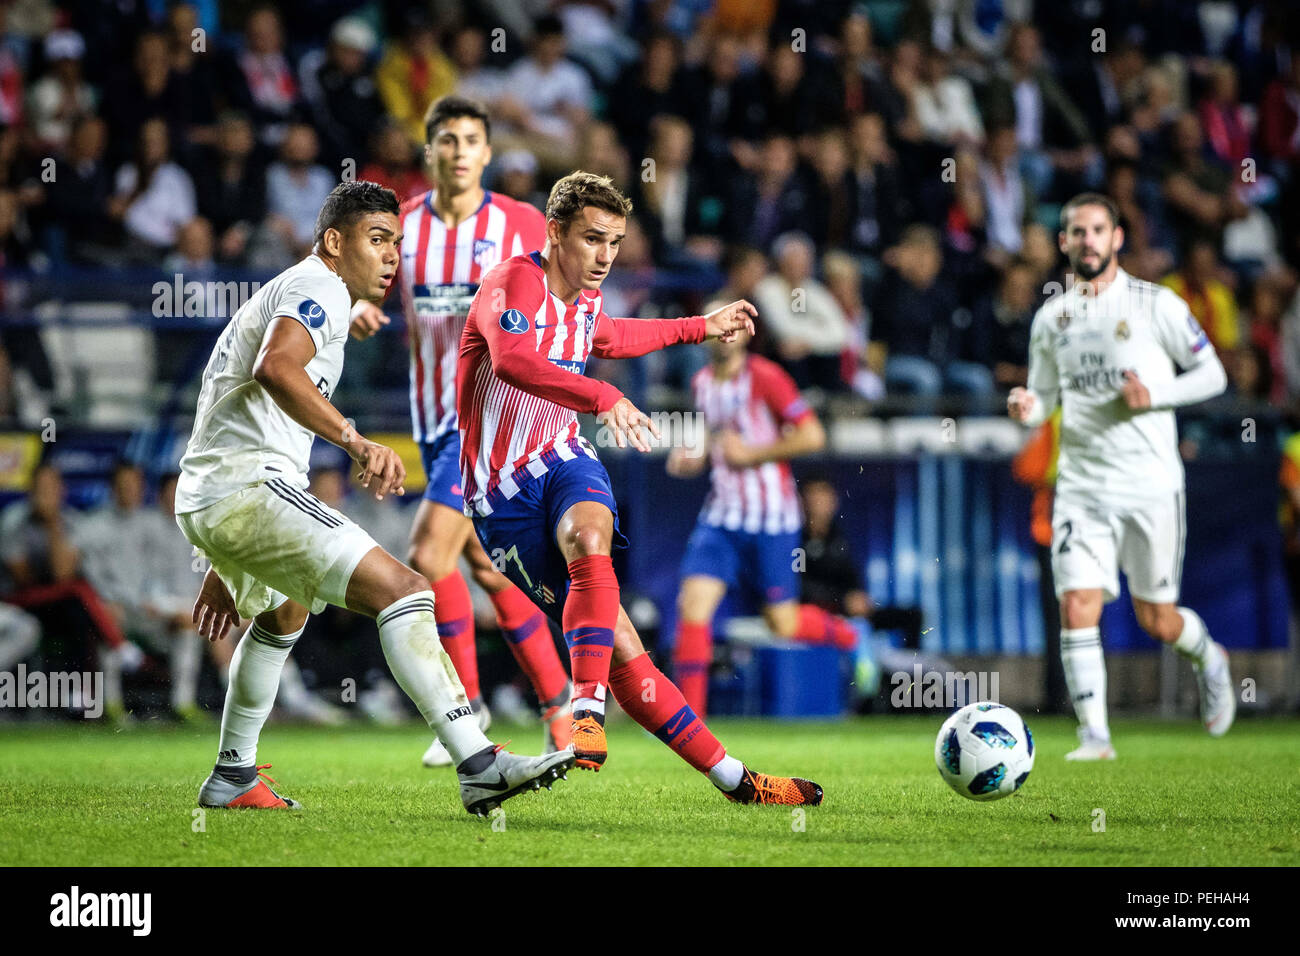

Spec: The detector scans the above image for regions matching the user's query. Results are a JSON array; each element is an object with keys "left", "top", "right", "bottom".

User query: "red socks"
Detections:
[
  {"left": 490, "top": 584, "right": 569, "bottom": 704},
  {"left": 794, "top": 604, "right": 858, "bottom": 651},
  {"left": 563, "top": 555, "right": 620, "bottom": 703},
  {"left": 611, "top": 653, "right": 725, "bottom": 773},
  {"left": 672, "top": 619, "right": 712, "bottom": 716},
  {"left": 431, "top": 570, "right": 479, "bottom": 700}
]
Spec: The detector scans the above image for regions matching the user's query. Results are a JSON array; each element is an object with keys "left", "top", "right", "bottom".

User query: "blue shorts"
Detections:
[
  {"left": 471, "top": 455, "right": 628, "bottom": 625},
  {"left": 679, "top": 523, "right": 802, "bottom": 606},
  {"left": 419, "top": 430, "right": 464, "bottom": 511}
]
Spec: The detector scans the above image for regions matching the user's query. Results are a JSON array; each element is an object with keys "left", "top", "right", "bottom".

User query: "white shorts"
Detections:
[
  {"left": 1051, "top": 491, "right": 1185, "bottom": 604},
  {"left": 176, "top": 478, "right": 379, "bottom": 620}
]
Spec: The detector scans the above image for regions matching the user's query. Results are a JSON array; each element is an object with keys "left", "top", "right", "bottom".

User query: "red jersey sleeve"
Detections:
[
  {"left": 590, "top": 313, "right": 708, "bottom": 359},
  {"left": 504, "top": 197, "right": 547, "bottom": 258},
  {"left": 477, "top": 262, "right": 624, "bottom": 415},
  {"left": 752, "top": 357, "right": 815, "bottom": 426}
]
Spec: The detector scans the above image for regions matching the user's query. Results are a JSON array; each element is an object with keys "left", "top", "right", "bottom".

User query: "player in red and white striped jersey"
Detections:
[
  {"left": 667, "top": 331, "right": 862, "bottom": 717},
  {"left": 458, "top": 170, "right": 822, "bottom": 805},
  {"left": 349, "top": 97, "right": 571, "bottom": 770}
]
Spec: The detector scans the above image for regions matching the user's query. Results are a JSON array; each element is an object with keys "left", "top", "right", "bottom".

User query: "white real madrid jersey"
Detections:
[
  {"left": 176, "top": 256, "right": 353, "bottom": 513},
  {"left": 1027, "top": 269, "right": 1217, "bottom": 501}
]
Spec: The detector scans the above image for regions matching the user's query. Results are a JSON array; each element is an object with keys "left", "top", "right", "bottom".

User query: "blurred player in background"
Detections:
[
  {"left": 350, "top": 96, "right": 572, "bottom": 769},
  {"left": 177, "top": 180, "right": 572, "bottom": 815},
  {"left": 458, "top": 170, "right": 821, "bottom": 804},
  {"left": 1008, "top": 193, "right": 1234, "bottom": 760},
  {"left": 666, "top": 331, "right": 863, "bottom": 717}
]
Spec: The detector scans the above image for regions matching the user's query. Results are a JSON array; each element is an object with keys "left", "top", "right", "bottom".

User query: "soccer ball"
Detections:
[{"left": 934, "top": 702, "right": 1035, "bottom": 801}]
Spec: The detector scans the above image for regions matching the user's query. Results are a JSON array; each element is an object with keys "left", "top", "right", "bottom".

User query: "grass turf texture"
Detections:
[{"left": 1, "top": 715, "right": 1296, "bottom": 866}]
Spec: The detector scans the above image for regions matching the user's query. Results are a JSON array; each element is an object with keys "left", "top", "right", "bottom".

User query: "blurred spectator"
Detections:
[
  {"left": 724, "top": 133, "right": 812, "bottom": 250},
  {"left": 299, "top": 16, "right": 381, "bottom": 170},
  {"left": 449, "top": 25, "right": 505, "bottom": 108},
  {"left": 823, "top": 249, "right": 883, "bottom": 401},
  {"left": 1199, "top": 61, "right": 1251, "bottom": 168},
  {"left": 107, "top": 117, "right": 197, "bottom": 261},
  {"left": 1, "top": 462, "right": 136, "bottom": 719},
  {"left": 979, "top": 124, "right": 1032, "bottom": 258},
  {"left": 1161, "top": 238, "right": 1243, "bottom": 353},
  {"left": 26, "top": 29, "right": 95, "bottom": 154},
  {"left": 79, "top": 462, "right": 204, "bottom": 718},
  {"left": 1108, "top": 157, "right": 1174, "bottom": 281},
  {"left": 494, "top": 149, "right": 544, "bottom": 208},
  {"left": 224, "top": 6, "right": 300, "bottom": 148},
  {"left": 973, "top": 256, "right": 1037, "bottom": 390},
  {"left": 0, "top": 600, "right": 39, "bottom": 673},
  {"left": 500, "top": 15, "right": 593, "bottom": 170},
  {"left": 911, "top": 45, "right": 983, "bottom": 148},
  {"left": 871, "top": 224, "right": 993, "bottom": 401},
  {"left": 575, "top": 120, "right": 631, "bottom": 189},
  {"left": 358, "top": 121, "right": 426, "bottom": 203},
  {"left": 1162, "top": 110, "right": 1248, "bottom": 246},
  {"left": 798, "top": 475, "right": 922, "bottom": 645},
  {"left": 0, "top": 8, "right": 23, "bottom": 127},
  {"left": 845, "top": 112, "right": 904, "bottom": 263},
  {"left": 610, "top": 31, "right": 688, "bottom": 160},
  {"left": 260, "top": 122, "right": 334, "bottom": 265},
  {"left": 837, "top": 12, "right": 889, "bottom": 117},
  {"left": 102, "top": 31, "right": 188, "bottom": 165},
  {"left": 759, "top": 39, "right": 843, "bottom": 138},
  {"left": 1260, "top": 52, "right": 1300, "bottom": 168},
  {"left": 807, "top": 126, "right": 854, "bottom": 252},
  {"left": 556, "top": 0, "right": 640, "bottom": 85},
  {"left": 163, "top": 2, "right": 217, "bottom": 153},
  {"left": 984, "top": 23, "right": 1097, "bottom": 199},
  {"left": 633, "top": 114, "right": 714, "bottom": 263},
  {"left": 752, "top": 231, "right": 850, "bottom": 391},
  {"left": 1246, "top": 276, "right": 1288, "bottom": 405},
  {"left": 193, "top": 112, "right": 267, "bottom": 265},
  {"left": 376, "top": 9, "right": 455, "bottom": 148},
  {"left": 163, "top": 216, "right": 215, "bottom": 273},
  {"left": 35, "top": 115, "right": 111, "bottom": 264},
  {"left": 677, "top": 33, "right": 764, "bottom": 180}
]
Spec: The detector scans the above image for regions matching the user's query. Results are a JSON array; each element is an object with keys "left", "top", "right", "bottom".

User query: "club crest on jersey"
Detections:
[
  {"left": 472, "top": 237, "right": 497, "bottom": 267},
  {"left": 499, "top": 308, "right": 529, "bottom": 334},
  {"left": 298, "top": 298, "right": 327, "bottom": 329},
  {"left": 1114, "top": 319, "right": 1130, "bottom": 341}
]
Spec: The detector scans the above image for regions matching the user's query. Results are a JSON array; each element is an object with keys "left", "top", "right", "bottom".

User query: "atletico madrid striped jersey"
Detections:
[
  {"left": 692, "top": 354, "right": 814, "bottom": 534},
  {"left": 398, "top": 189, "right": 546, "bottom": 442},
  {"left": 458, "top": 251, "right": 708, "bottom": 516}
]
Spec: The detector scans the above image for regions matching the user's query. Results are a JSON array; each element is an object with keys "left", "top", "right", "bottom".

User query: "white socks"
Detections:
[
  {"left": 707, "top": 754, "right": 744, "bottom": 791},
  {"left": 1061, "top": 626, "right": 1109, "bottom": 740},
  {"left": 377, "top": 591, "right": 491, "bottom": 765},
  {"left": 216, "top": 621, "right": 304, "bottom": 768},
  {"left": 1173, "top": 607, "right": 1212, "bottom": 667}
]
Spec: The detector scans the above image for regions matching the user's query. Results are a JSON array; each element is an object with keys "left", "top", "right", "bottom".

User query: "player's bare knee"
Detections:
[
  {"left": 1060, "top": 592, "right": 1101, "bottom": 629},
  {"left": 560, "top": 524, "right": 610, "bottom": 560}
]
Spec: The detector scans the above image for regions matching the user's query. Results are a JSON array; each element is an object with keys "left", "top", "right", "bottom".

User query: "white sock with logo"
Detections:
[
  {"left": 1173, "top": 608, "right": 1212, "bottom": 667},
  {"left": 1061, "top": 626, "right": 1109, "bottom": 740},
  {"left": 217, "top": 621, "right": 305, "bottom": 768},
  {"left": 376, "top": 591, "right": 491, "bottom": 765}
]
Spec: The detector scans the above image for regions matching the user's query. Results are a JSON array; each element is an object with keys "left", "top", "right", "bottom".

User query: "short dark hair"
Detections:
[
  {"left": 1059, "top": 192, "right": 1120, "bottom": 232},
  {"left": 424, "top": 95, "right": 491, "bottom": 145},
  {"left": 313, "top": 180, "right": 399, "bottom": 246},
  {"left": 545, "top": 170, "right": 633, "bottom": 230}
]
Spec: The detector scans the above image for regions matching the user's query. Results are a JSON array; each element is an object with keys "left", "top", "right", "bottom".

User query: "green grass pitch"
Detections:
[{"left": 1, "top": 715, "right": 1296, "bottom": 866}]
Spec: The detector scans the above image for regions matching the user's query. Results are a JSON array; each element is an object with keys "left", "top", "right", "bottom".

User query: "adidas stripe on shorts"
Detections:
[{"left": 176, "top": 478, "right": 379, "bottom": 619}]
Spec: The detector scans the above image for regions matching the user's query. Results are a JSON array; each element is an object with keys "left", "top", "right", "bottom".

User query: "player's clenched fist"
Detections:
[
  {"left": 1007, "top": 386, "right": 1037, "bottom": 422},
  {"left": 350, "top": 438, "right": 407, "bottom": 499},
  {"left": 1120, "top": 369, "right": 1151, "bottom": 410},
  {"left": 703, "top": 299, "right": 758, "bottom": 342},
  {"left": 349, "top": 300, "right": 390, "bottom": 341},
  {"left": 598, "top": 397, "right": 661, "bottom": 453}
]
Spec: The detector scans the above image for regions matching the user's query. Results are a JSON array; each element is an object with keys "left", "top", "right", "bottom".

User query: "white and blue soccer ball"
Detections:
[{"left": 934, "top": 702, "right": 1035, "bottom": 801}]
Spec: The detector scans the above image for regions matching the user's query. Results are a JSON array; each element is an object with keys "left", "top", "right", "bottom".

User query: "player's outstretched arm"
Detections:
[
  {"left": 348, "top": 300, "right": 390, "bottom": 341},
  {"left": 590, "top": 300, "right": 757, "bottom": 360},
  {"left": 253, "top": 316, "right": 406, "bottom": 499}
]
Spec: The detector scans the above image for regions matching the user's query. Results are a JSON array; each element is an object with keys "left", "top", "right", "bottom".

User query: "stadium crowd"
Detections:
[
  {"left": 0, "top": 1, "right": 1297, "bottom": 719},
  {"left": 0, "top": 0, "right": 1297, "bottom": 417}
]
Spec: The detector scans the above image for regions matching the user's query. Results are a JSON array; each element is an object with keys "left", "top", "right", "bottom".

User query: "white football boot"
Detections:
[
  {"left": 1197, "top": 641, "right": 1236, "bottom": 737},
  {"left": 458, "top": 746, "right": 574, "bottom": 817},
  {"left": 1064, "top": 727, "right": 1117, "bottom": 761},
  {"left": 422, "top": 700, "right": 492, "bottom": 768}
]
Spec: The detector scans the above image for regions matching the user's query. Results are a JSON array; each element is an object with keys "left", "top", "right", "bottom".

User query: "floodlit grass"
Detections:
[{"left": 1, "top": 715, "right": 1296, "bottom": 866}]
